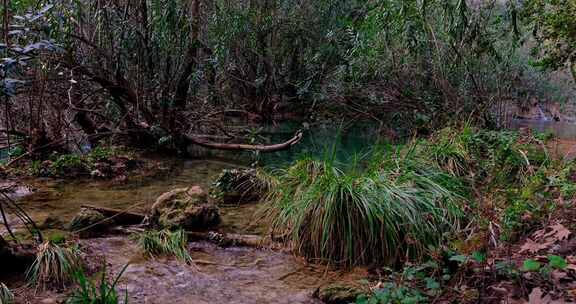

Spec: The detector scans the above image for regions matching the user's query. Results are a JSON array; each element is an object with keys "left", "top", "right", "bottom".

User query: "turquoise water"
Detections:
[
  {"left": 187, "top": 121, "right": 389, "bottom": 168},
  {"left": 1, "top": 121, "right": 388, "bottom": 166}
]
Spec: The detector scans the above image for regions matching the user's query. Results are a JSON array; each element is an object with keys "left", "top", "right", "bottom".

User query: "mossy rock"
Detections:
[
  {"left": 68, "top": 208, "right": 109, "bottom": 235},
  {"left": 210, "top": 169, "right": 266, "bottom": 204},
  {"left": 150, "top": 186, "right": 220, "bottom": 230},
  {"left": 40, "top": 215, "right": 65, "bottom": 230},
  {"left": 314, "top": 283, "right": 365, "bottom": 304}
]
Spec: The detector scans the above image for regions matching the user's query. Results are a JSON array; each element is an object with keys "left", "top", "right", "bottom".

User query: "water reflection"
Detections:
[{"left": 509, "top": 119, "right": 576, "bottom": 140}]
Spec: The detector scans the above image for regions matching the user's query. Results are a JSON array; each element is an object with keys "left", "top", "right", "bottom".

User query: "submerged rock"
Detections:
[
  {"left": 68, "top": 208, "right": 109, "bottom": 234},
  {"left": 0, "top": 181, "right": 34, "bottom": 200},
  {"left": 210, "top": 168, "right": 268, "bottom": 204},
  {"left": 150, "top": 186, "right": 220, "bottom": 230},
  {"left": 314, "top": 283, "right": 365, "bottom": 304},
  {"left": 40, "top": 215, "right": 65, "bottom": 230}
]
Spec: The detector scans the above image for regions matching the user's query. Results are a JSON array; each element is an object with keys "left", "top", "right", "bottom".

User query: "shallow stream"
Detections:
[{"left": 5, "top": 158, "right": 365, "bottom": 304}]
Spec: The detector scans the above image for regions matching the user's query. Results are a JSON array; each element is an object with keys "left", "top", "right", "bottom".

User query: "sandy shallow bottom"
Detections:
[{"left": 82, "top": 236, "right": 325, "bottom": 304}]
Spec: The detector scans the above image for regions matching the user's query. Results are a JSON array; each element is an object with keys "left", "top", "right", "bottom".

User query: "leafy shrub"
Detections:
[
  {"left": 50, "top": 154, "right": 88, "bottom": 176},
  {"left": 356, "top": 282, "right": 427, "bottom": 304},
  {"left": 88, "top": 147, "right": 116, "bottom": 163},
  {"left": 67, "top": 264, "right": 129, "bottom": 304},
  {"left": 263, "top": 147, "right": 466, "bottom": 266}
]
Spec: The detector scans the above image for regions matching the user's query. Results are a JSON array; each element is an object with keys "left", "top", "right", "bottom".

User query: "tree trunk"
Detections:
[{"left": 171, "top": 0, "right": 201, "bottom": 132}]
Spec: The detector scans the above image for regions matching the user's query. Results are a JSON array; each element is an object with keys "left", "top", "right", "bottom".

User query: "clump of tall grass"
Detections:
[
  {"left": 67, "top": 264, "right": 129, "bottom": 304},
  {"left": 425, "top": 125, "right": 475, "bottom": 177},
  {"left": 135, "top": 229, "right": 193, "bottom": 264},
  {"left": 0, "top": 283, "right": 14, "bottom": 304},
  {"left": 26, "top": 241, "right": 82, "bottom": 289},
  {"left": 263, "top": 146, "right": 467, "bottom": 266}
]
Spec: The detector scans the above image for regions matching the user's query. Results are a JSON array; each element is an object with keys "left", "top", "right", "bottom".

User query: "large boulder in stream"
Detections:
[{"left": 150, "top": 186, "right": 220, "bottom": 230}]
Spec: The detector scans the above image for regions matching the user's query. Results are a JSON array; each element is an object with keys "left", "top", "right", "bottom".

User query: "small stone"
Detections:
[{"left": 314, "top": 283, "right": 365, "bottom": 304}]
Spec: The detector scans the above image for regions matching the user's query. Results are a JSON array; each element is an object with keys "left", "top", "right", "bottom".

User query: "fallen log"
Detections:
[
  {"left": 80, "top": 204, "right": 145, "bottom": 225},
  {"left": 79, "top": 206, "right": 274, "bottom": 248},
  {"left": 186, "top": 130, "right": 303, "bottom": 152}
]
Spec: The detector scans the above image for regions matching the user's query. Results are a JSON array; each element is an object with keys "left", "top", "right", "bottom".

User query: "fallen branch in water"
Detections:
[
  {"left": 80, "top": 204, "right": 145, "bottom": 225},
  {"left": 78, "top": 206, "right": 273, "bottom": 248},
  {"left": 186, "top": 130, "right": 303, "bottom": 152}
]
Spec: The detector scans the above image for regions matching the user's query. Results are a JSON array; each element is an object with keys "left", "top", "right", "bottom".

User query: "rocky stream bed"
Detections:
[{"left": 1, "top": 159, "right": 366, "bottom": 304}]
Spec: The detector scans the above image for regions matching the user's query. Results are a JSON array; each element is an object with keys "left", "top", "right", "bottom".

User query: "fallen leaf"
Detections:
[
  {"left": 529, "top": 288, "right": 547, "bottom": 304},
  {"left": 520, "top": 238, "right": 555, "bottom": 254},
  {"left": 534, "top": 223, "right": 571, "bottom": 242},
  {"left": 551, "top": 270, "right": 567, "bottom": 285},
  {"left": 550, "top": 224, "right": 572, "bottom": 242},
  {"left": 566, "top": 264, "right": 576, "bottom": 272},
  {"left": 528, "top": 287, "right": 570, "bottom": 304}
]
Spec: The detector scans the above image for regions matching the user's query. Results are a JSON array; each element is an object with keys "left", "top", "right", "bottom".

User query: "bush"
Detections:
[
  {"left": 50, "top": 154, "right": 88, "bottom": 177},
  {"left": 263, "top": 147, "right": 466, "bottom": 266}
]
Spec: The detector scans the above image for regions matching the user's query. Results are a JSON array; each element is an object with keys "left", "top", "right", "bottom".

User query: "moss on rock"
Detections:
[{"left": 151, "top": 186, "right": 220, "bottom": 230}]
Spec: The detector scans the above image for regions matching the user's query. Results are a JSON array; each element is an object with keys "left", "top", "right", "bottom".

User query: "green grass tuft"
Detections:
[
  {"left": 135, "top": 229, "right": 193, "bottom": 264},
  {"left": 0, "top": 283, "right": 14, "bottom": 304},
  {"left": 26, "top": 241, "right": 82, "bottom": 289},
  {"left": 67, "top": 264, "right": 129, "bottom": 304},
  {"left": 263, "top": 146, "right": 466, "bottom": 266}
]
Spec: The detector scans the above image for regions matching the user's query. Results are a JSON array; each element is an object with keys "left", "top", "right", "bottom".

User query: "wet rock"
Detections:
[
  {"left": 0, "top": 182, "right": 34, "bottom": 200},
  {"left": 68, "top": 208, "right": 109, "bottom": 235},
  {"left": 150, "top": 186, "right": 220, "bottom": 230},
  {"left": 314, "top": 283, "right": 365, "bottom": 304},
  {"left": 40, "top": 215, "right": 65, "bottom": 230},
  {"left": 210, "top": 169, "right": 267, "bottom": 204}
]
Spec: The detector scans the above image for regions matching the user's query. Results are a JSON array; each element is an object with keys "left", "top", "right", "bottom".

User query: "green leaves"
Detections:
[
  {"left": 523, "top": 0, "right": 576, "bottom": 82},
  {"left": 522, "top": 259, "right": 542, "bottom": 272},
  {"left": 521, "top": 256, "right": 567, "bottom": 273},
  {"left": 548, "top": 255, "right": 567, "bottom": 270}
]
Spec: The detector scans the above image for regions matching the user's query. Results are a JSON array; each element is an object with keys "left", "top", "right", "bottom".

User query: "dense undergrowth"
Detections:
[
  {"left": 26, "top": 147, "right": 140, "bottom": 178},
  {"left": 260, "top": 125, "right": 576, "bottom": 302},
  {"left": 2, "top": 125, "right": 574, "bottom": 303}
]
